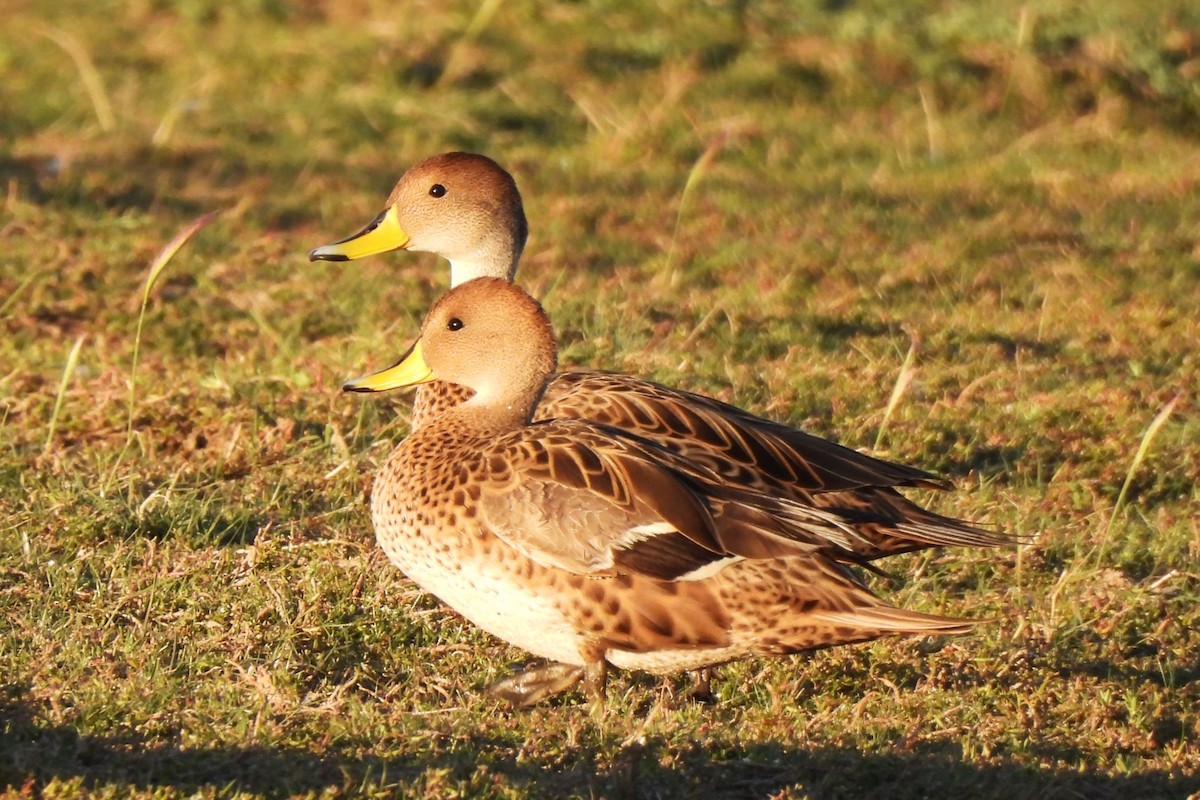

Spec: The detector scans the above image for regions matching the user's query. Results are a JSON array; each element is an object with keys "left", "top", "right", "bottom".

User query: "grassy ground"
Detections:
[{"left": 2, "top": 0, "right": 1199, "bottom": 797}]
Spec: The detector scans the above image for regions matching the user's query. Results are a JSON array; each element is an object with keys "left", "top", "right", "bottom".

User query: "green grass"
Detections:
[{"left": 2, "top": 0, "right": 1199, "bottom": 797}]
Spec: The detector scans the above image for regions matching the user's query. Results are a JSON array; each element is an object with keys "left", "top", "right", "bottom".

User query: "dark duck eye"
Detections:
[
  {"left": 447, "top": 317, "right": 464, "bottom": 331},
  {"left": 429, "top": 184, "right": 447, "bottom": 198}
]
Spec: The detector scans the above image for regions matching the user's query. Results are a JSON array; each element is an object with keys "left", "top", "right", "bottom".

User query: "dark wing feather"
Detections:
[
  {"left": 540, "top": 370, "right": 947, "bottom": 493},
  {"left": 538, "top": 370, "right": 1014, "bottom": 558}
]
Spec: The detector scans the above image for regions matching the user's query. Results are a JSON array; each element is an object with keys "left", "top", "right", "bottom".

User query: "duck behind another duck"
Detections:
[{"left": 313, "top": 152, "right": 1009, "bottom": 563}]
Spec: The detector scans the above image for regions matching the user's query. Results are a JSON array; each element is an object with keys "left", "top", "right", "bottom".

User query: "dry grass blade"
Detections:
[
  {"left": 33, "top": 26, "right": 116, "bottom": 131},
  {"left": 141, "top": 213, "right": 219, "bottom": 308},
  {"left": 918, "top": 84, "right": 942, "bottom": 160},
  {"left": 874, "top": 333, "right": 920, "bottom": 451},
  {"left": 665, "top": 133, "right": 728, "bottom": 279},
  {"left": 462, "top": 0, "right": 506, "bottom": 40},
  {"left": 1094, "top": 393, "right": 1181, "bottom": 563},
  {"left": 44, "top": 335, "right": 85, "bottom": 453},
  {"left": 152, "top": 101, "right": 188, "bottom": 149},
  {"left": 126, "top": 212, "right": 219, "bottom": 444},
  {"left": 436, "top": 0, "right": 507, "bottom": 87},
  {"left": 0, "top": 269, "right": 43, "bottom": 320},
  {"left": 999, "top": 6, "right": 1037, "bottom": 116}
]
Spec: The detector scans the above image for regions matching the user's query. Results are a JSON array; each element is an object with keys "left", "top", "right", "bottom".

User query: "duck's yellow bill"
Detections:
[
  {"left": 343, "top": 342, "right": 435, "bottom": 393},
  {"left": 309, "top": 206, "right": 410, "bottom": 262}
]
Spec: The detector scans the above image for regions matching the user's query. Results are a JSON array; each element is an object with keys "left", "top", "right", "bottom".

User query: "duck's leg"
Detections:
[
  {"left": 686, "top": 667, "right": 716, "bottom": 703},
  {"left": 583, "top": 659, "right": 608, "bottom": 705},
  {"left": 487, "top": 662, "right": 584, "bottom": 708}
]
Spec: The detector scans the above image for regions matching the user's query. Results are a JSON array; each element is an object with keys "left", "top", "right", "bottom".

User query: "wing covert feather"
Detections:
[
  {"left": 539, "top": 371, "right": 946, "bottom": 492},
  {"left": 475, "top": 421, "right": 735, "bottom": 579}
]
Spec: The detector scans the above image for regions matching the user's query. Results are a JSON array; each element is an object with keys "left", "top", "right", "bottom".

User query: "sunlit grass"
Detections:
[
  {"left": 126, "top": 211, "right": 219, "bottom": 448},
  {"left": 31, "top": 25, "right": 115, "bottom": 131},
  {"left": 1, "top": 1, "right": 1197, "bottom": 798},
  {"left": 1098, "top": 393, "right": 1182, "bottom": 559},
  {"left": 43, "top": 334, "right": 85, "bottom": 452}
]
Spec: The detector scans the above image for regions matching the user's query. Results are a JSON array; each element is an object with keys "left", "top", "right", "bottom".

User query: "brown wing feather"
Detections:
[
  {"left": 806, "top": 487, "right": 1011, "bottom": 557},
  {"left": 475, "top": 420, "right": 736, "bottom": 579},
  {"left": 539, "top": 371, "right": 946, "bottom": 491},
  {"left": 538, "top": 370, "right": 1012, "bottom": 558},
  {"left": 475, "top": 419, "right": 869, "bottom": 581},
  {"left": 719, "top": 557, "right": 976, "bottom": 657}
]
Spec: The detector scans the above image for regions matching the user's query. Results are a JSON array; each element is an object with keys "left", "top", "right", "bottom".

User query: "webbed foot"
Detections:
[{"left": 487, "top": 662, "right": 584, "bottom": 708}]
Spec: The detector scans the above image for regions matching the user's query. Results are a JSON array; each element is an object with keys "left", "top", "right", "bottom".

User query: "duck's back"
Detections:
[
  {"left": 404, "top": 369, "right": 1004, "bottom": 561},
  {"left": 536, "top": 370, "right": 1005, "bottom": 559}
]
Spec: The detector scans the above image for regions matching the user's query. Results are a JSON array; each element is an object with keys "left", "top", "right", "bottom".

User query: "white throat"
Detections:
[
  {"left": 447, "top": 247, "right": 519, "bottom": 288},
  {"left": 449, "top": 258, "right": 487, "bottom": 288}
]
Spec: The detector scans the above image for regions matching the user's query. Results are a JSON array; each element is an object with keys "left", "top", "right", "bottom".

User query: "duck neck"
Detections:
[
  {"left": 451, "top": 374, "right": 549, "bottom": 435},
  {"left": 444, "top": 399, "right": 532, "bottom": 438},
  {"left": 448, "top": 234, "right": 523, "bottom": 287}
]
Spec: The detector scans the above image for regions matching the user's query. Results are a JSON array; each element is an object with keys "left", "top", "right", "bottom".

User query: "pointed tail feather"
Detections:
[
  {"left": 812, "top": 606, "right": 978, "bottom": 635},
  {"left": 893, "top": 518, "right": 1020, "bottom": 551}
]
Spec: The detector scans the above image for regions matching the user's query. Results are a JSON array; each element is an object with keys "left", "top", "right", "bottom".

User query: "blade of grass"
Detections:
[
  {"left": 44, "top": 335, "right": 86, "bottom": 453},
  {"left": 436, "top": 0, "right": 507, "bottom": 87},
  {"left": 125, "top": 212, "right": 219, "bottom": 448},
  {"left": 1051, "top": 393, "right": 1183, "bottom": 633},
  {"left": 1093, "top": 393, "right": 1181, "bottom": 564},
  {"left": 152, "top": 101, "right": 189, "bottom": 149},
  {"left": 664, "top": 132, "right": 728, "bottom": 282},
  {"left": 874, "top": 332, "right": 920, "bottom": 451},
  {"left": 999, "top": 6, "right": 1036, "bottom": 117},
  {"left": 0, "top": 268, "right": 44, "bottom": 320},
  {"left": 462, "top": 0, "right": 506, "bottom": 40},
  {"left": 33, "top": 26, "right": 116, "bottom": 131},
  {"left": 918, "top": 83, "right": 942, "bottom": 161}
]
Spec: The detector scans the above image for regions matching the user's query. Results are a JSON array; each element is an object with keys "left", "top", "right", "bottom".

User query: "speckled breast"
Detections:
[{"left": 370, "top": 443, "right": 590, "bottom": 666}]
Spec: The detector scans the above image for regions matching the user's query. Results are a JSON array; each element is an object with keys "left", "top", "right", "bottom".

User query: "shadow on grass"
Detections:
[
  {"left": 0, "top": 155, "right": 60, "bottom": 203},
  {"left": 3, "top": 148, "right": 212, "bottom": 219},
  {"left": 967, "top": 331, "right": 1065, "bottom": 362},
  {"left": 5, "top": 142, "right": 323, "bottom": 229},
  {"left": 1060, "top": 657, "right": 1200, "bottom": 692},
  {"left": 2, "top": 692, "right": 1194, "bottom": 799},
  {"left": 804, "top": 313, "right": 902, "bottom": 352},
  {"left": 938, "top": 444, "right": 1026, "bottom": 480}
]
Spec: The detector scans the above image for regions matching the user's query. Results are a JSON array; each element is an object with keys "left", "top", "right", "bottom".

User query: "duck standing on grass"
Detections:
[
  {"left": 344, "top": 277, "right": 977, "bottom": 706},
  {"left": 312, "top": 152, "right": 1008, "bottom": 564}
]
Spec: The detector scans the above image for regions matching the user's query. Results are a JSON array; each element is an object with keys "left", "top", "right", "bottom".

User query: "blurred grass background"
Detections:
[{"left": 1, "top": 0, "right": 1198, "bottom": 797}]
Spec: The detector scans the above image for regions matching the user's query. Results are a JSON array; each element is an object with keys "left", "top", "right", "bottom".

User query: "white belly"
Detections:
[{"left": 377, "top": 523, "right": 587, "bottom": 666}]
